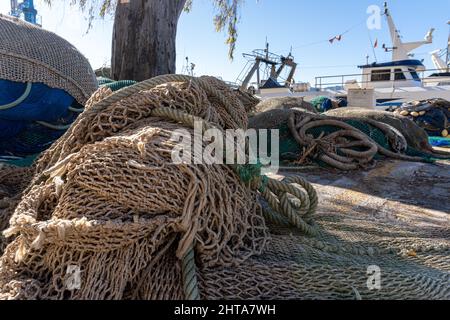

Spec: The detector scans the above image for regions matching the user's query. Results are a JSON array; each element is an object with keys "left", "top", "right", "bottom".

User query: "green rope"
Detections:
[
  {"left": 97, "top": 77, "right": 114, "bottom": 86},
  {"left": 101, "top": 80, "right": 137, "bottom": 92},
  {"left": 0, "top": 82, "right": 32, "bottom": 110},
  {"left": 68, "top": 105, "right": 85, "bottom": 113},
  {"left": 234, "top": 162, "right": 263, "bottom": 184},
  {"left": 258, "top": 175, "right": 269, "bottom": 193},
  {"left": 182, "top": 245, "right": 200, "bottom": 300}
]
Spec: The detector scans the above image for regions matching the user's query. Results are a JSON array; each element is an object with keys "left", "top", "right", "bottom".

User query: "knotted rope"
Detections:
[{"left": 288, "top": 111, "right": 432, "bottom": 170}]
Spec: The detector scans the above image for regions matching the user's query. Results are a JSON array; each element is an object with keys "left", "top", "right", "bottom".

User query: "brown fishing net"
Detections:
[
  {"left": 0, "top": 14, "right": 97, "bottom": 104},
  {"left": 0, "top": 165, "right": 34, "bottom": 253},
  {"left": 253, "top": 96, "right": 317, "bottom": 114},
  {"left": 0, "top": 76, "right": 448, "bottom": 300},
  {"left": 201, "top": 215, "right": 449, "bottom": 299},
  {"left": 0, "top": 75, "right": 270, "bottom": 300},
  {"left": 325, "top": 107, "right": 433, "bottom": 151}
]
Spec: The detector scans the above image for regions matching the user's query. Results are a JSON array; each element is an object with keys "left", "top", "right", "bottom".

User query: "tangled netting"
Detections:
[
  {"left": 388, "top": 98, "right": 450, "bottom": 137},
  {"left": 0, "top": 164, "right": 34, "bottom": 253},
  {"left": 252, "top": 97, "right": 317, "bottom": 115},
  {"left": 200, "top": 214, "right": 450, "bottom": 300},
  {"left": 0, "top": 75, "right": 318, "bottom": 300},
  {"left": 0, "top": 75, "right": 448, "bottom": 300},
  {"left": 287, "top": 110, "right": 431, "bottom": 170},
  {"left": 0, "top": 14, "right": 97, "bottom": 105}
]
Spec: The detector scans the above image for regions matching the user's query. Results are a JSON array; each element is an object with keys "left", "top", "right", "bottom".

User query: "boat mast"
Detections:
[
  {"left": 384, "top": 2, "right": 434, "bottom": 61},
  {"left": 430, "top": 50, "right": 448, "bottom": 71},
  {"left": 238, "top": 41, "right": 298, "bottom": 92},
  {"left": 182, "top": 57, "right": 196, "bottom": 77}
]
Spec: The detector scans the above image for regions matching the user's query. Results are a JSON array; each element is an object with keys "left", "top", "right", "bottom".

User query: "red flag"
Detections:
[{"left": 374, "top": 38, "right": 378, "bottom": 48}]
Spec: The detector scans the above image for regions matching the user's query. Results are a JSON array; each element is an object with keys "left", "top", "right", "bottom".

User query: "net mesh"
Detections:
[
  {"left": 251, "top": 108, "right": 448, "bottom": 169},
  {"left": 0, "top": 76, "right": 270, "bottom": 300},
  {"left": 0, "top": 14, "right": 97, "bottom": 104},
  {"left": 0, "top": 77, "right": 448, "bottom": 300}
]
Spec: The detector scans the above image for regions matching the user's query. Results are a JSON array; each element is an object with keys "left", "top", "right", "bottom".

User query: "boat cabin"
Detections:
[{"left": 358, "top": 59, "right": 425, "bottom": 89}]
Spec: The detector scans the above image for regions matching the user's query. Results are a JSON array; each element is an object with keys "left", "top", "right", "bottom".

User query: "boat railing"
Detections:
[{"left": 314, "top": 68, "right": 450, "bottom": 91}]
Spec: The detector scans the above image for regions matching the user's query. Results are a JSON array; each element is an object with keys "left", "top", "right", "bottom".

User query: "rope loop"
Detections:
[
  {"left": 0, "top": 82, "right": 32, "bottom": 110},
  {"left": 261, "top": 176, "right": 319, "bottom": 236}
]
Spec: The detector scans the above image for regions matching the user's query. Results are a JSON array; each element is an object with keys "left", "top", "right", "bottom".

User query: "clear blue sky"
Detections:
[{"left": 1, "top": 0, "right": 449, "bottom": 84}]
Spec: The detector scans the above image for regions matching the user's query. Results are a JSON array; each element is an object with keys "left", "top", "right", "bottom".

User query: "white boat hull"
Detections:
[{"left": 257, "top": 85, "right": 450, "bottom": 105}]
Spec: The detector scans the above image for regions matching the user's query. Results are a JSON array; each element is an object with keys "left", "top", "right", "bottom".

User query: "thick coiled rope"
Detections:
[{"left": 288, "top": 112, "right": 430, "bottom": 170}]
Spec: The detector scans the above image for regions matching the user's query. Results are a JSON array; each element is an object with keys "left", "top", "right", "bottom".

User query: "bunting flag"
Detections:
[
  {"left": 374, "top": 38, "right": 378, "bottom": 48},
  {"left": 329, "top": 35, "right": 343, "bottom": 44}
]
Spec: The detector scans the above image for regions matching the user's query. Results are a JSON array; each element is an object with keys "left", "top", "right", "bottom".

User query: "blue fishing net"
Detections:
[
  {"left": 429, "top": 137, "right": 450, "bottom": 148},
  {"left": 0, "top": 80, "right": 77, "bottom": 158}
]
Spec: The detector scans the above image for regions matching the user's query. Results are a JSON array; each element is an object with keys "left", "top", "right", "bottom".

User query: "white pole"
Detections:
[{"left": 447, "top": 21, "right": 450, "bottom": 72}]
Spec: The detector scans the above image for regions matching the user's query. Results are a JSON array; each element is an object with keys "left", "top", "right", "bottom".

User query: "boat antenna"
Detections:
[
  {"left": 446, "top": 20, "right": 450, "bottom": 72},
  {"left": 367, "top": 30, "right": 378, "bottom": 62},
  {"left": 182, "top": 56, "right": 195, "bottom": 76}
]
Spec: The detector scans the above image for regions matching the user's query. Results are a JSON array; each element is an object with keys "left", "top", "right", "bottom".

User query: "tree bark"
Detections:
[{"left": 111, "top": 0, "right": 187, "bottom": 81}]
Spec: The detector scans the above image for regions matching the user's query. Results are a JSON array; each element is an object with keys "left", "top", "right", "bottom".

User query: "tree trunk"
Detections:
[{"left": 111, "top": 0, "right": 187, "bottom": 81}]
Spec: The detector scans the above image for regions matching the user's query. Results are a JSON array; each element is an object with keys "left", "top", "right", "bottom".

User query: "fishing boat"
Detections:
[
  {"left": 237, "top": 3, "right": 450, "bottom": 107},
  {"left": 425, "top": 46, "right": 450, "bottom": 86}
]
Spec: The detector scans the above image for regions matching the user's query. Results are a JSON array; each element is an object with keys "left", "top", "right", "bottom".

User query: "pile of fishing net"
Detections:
[
  {"left": 252, "top": 97, "right": 316, "bottom": 114},
  {"left": 388, "top": 99, "right": 450, "bottom": 138},
  {"left": 0, "top": 14, "right": 97, "bottom": 162},
  {"left": 0, "top": 164, "right": 33, "bottom": 253},
  {"left": 250, "top": 107, "right": 450, "bottom": 170},
  {"left": 0, "top": 76, "right": 448, "bottom": 300},
  {"left": 0, "top": 75, "right": 313, "bottom": 299},
  {"left": 309, "top": 96, "right": 347, "bottom": 113}
]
